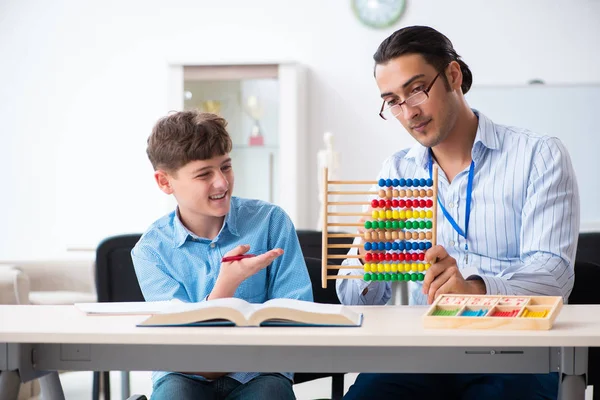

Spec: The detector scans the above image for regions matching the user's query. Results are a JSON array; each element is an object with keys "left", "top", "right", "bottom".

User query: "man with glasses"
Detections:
[{"left": 337, "top": 26, "right": 579, "bottom": 400}]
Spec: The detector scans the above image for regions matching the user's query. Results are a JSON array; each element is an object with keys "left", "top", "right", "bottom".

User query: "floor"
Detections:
[{"left": 57, "top": 371, "right": 593, "bottom": 400}]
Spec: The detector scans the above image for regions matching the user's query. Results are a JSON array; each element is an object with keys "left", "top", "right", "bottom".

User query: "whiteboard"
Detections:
[{"left": 465, "top": 84, "right": 600, "bottom": 232}]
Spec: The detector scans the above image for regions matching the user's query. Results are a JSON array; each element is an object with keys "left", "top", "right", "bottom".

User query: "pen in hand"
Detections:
[{"left": 221, "top": 254, "right": 256, "bottom": 262}]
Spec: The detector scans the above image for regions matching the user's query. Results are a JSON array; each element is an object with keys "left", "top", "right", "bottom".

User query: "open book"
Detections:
[{"left": 137, "top": 298, "right": 363, "bottom": 327}]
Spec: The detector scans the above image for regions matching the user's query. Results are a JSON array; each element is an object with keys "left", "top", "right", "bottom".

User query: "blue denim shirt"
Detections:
[{"left": 132, "top": 196, "right": 313, "bottom": 385}]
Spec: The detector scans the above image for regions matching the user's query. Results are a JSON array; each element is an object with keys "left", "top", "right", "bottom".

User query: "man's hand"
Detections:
[
  {"left": 208, "top": 245, "right": 284, "bottom": 300},
  {"left": 422, "top": 245, "right": 486, "bottom": 304}
]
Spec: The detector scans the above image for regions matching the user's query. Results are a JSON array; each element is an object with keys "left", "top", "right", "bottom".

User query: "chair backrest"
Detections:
[
  {"left": 296, "top": 230, "right": 354, "bottom": 264},
  {"left": 569, "top": 260, "right": 600, "bottom": 305},
  {"left": 304, "top": 257, "right": 340, "bottom": 305},
  {"left": 95, "top": 234, "right": 144, "bottom": 303},
  {"left": 576, "top": 232, "right": 600, "bottom": 266}
]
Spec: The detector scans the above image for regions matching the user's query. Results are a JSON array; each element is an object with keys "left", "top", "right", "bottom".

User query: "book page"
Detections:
[
  {"left": 159, "top": 297, "right": 257, "bottom": 321},
  {"left": 75, "top": 299, "right": 183, "bottom": 315},
  {"left": 258, "top": 298, "right": 344, "bottom": 314}
]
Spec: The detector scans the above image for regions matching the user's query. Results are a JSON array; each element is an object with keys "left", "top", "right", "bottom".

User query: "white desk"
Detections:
[{"left": 1, "top": 304, "right": 598, "bottom": 400}]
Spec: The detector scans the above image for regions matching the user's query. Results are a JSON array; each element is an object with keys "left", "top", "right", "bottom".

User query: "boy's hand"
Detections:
[
  {"left": 421, "top": 245, "right": 486, "bottom": 304},
  {"left": 208, "top": 245, "right": 284, "bottom": 300}
]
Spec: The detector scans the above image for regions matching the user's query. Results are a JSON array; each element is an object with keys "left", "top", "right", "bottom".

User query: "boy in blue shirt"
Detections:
[{"left": 132, "top": 110, "right": 312, "bottom": 400}]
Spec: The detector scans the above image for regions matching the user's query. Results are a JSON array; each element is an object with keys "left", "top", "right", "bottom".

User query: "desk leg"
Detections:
[
  {"left": 389, "top": 281, "right": 408, "bottom": 306},
  {"left": 39, "top": 371, "right": 65, "bottom": 400},
  {"left": 558, "top": 347, "right": 588, "bottom": 400},
  {"left": 0, "top": 371, "right": 20, "bottom": 400}
]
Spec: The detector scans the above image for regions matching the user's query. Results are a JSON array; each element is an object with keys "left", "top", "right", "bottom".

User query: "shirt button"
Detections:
[
  {"left": 210, "top": 243, "right": 216, "bottom": 248},
  {"left": 449, "top": 240, "right": 455, "bottom": 247},
  {"left": 448, "top": 202, "right": 455, "bottom": 208}
]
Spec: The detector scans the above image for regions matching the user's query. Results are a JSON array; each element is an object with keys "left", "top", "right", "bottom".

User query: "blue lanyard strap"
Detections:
[{"left": 428, "top": 150, "right": 475, "bottom": 256}]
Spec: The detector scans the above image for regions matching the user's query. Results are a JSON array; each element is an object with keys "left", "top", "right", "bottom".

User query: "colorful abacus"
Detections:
[{"left": 320, "top": 166, "right": 438, "bottom": 289}]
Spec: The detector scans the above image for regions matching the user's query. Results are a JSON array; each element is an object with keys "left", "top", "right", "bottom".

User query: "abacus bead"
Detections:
[
  {"left": 406, "top": 210, "right": 413, "bottom": 218},
  {"left": 405, "top": 221, "right": 412, "bottom": 229},
  {"left": 427, "top": 189, "right": 433, "bottom": 196},
  {"left": 385, "top": 254, "right": 392, "bottom": 261},
  {"left": 426, "top": 242, "right": 432, "bottom": 249},
  {"left": 426, "top": 210, "right": 433, "bottom": 218},
  {"left": 385, "top": 200, "right": 392, "bottom": 208},
  {"left": 405, "top": 231, "right": 412, "bottom": 240},
  {"left": 419, "top": 232, "right": 425, "bottom": 240},
  {"left": 399, "top": 199, "right": 406, "bottom": 208},
  {"left": 420, "top": 189, "right": 426, "bottom": 197},
  {"left": 412, "top": 242, "right": 419, "bottom": 250},
  {"left": 364, "top": 242, "right": 372, "bottom": 251},
  {"left": 385, "top": 221, "right": 392, "bottom": 229},
  {"left": 426, "top": 199, "right": 433, "bottom": 208},
  {"left": 417, "top": 273, "right": 425, "bottom": 281},
  {"left": 385, "top": 242, "right": 392, "bottom": 250},
  {"left": 363, "top": 232, "right": 371, "bottom": 241},
  {"left": 398, "top": 253, "right": 405, "bottom": 261},
  {"left": 420, "top": 200, "right": 426, "bottom": 208},
  {"left": 372, "top": 210, "right": 379, "bottom": 219},
  {"left": 405, "top": 273, "right": 412, "bottom": 281},
  {"left": 426, "top": 221, "right": 433, "bottom": 229},
  {"left": 399, "top": 189, "right": 406, "bottom": 197},
  {"left": 411, "top": 253, "right": 419, "bottom": 261},
  {"left": 385, "top": 231, "right": 392, "bottom": 240},
  {"left": 397, "top": 231, "right": 404, "bottom": 240},
  {"left": 426, "top": 178, "right": 433, "bottom": 187},
  {"left": 378, "top": 253, "right": 385, "bottom": 261},
  {"left": 406, "top": 179, "right": 413, "bottom": 187},
  {"left": 378, "top": 179, "right": 386, "bottom": 187},
  {"left": 378, "top": 199, "right": 386, "bottom": 208},
  {"left": 419, "top": 242, "right": 426, "bottom": 250},
  {"left": 371, "top": 199, "right": 379, "bottom": 208},
  {"left": 393, "top": 189, "right": 399, "bottom": 197},
  {"left": 398, "top": 241, "right": 406, "bottom": 251},
  {"left": 386, "top": 179, "right": 392, "bottom": 187},
  {"left": 392, "top": 179, "right": 399, "bottom": 187},
  {"left": 379, "top": 189, "right": 386, "bottom": 198},
  {"left": 392, "top": 199, "right": 399, "bottom": 208},
  {"left": 391, "top": 242, "right": 399, "bottom": 250},
  {"left": 420, "top": 210, "right": 426, "bottom": 219},
  {"left": 365, "top": 221, "right": 372, "bottom": 229},
  {"left": 384, "top": 273, "right": 391, "bottom": 281},
  {"left": 378, "top": 231, "right": 385, "bottom": 240},
  {"left": 364, "top": 273, "right": 371, "bottom": 281},
  {"left": 392, "top": 221, "right": 399, "bottom": 229},
  {"left": 377, "top": 263, "right": 384, "bottom": 272},
  {"left": 419, "top": 221, "right": 426, "bottom": 229},
  {"left": 392, "top": 210, "right": 399, "bottom": 219},
  {"left": 386, "top": 189, "right": 393, "bottom": 199},
  {"left": 378, "top": 242, "right": 385, "bottom": 251},
  {"left": 379, "top": 210, "right": 386, "bottom": 219},
  {"left": 391, "top": 273, "right": 398, "bottom": 281},
  {"left": 426, "top": 232, "right": 432, "bottom": 239},
  {"left": 411, "top": 273, "right": 418, "bottom": 281},
  {"left": 418, "top": 253, "right": 425, "bottom": 261},
  {"left": 392, "top": 253, "right": 399, "bottom": 261},
  {"left": 406, "top": 199, "right": 413, "bottom": 208},
  {"left": 365, "top": 253, "right": 372, "bottom": 261},
  {"left": 420, "top": 178, "right": 426, "bottom": 187},
  {"left": 399, "top": 221, "right": 406, "bottom": 229},
  {"left": 399, "top": 178, "right": 406, "bottom": 187}
]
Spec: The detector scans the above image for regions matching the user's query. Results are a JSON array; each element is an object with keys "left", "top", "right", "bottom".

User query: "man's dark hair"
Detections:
[
  {"left": 147, "top": 110, "right": 232, "bottom": 173},
  {"left": 373, "top": 25, "right": 473, "bottom": 94}
]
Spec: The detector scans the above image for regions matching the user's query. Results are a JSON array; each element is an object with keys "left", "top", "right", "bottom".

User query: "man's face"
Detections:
[
  {"left": 375, "top": 54, "right": 459, "bottom": 148},
  {"left": 156, "top": 154, "right": 235, "bottom": 220}
]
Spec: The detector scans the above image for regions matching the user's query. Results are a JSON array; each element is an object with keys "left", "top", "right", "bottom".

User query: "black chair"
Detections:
[
  {"left": 95, "top": 233, "right": 350, "bottom": 400},
  {"left": 94, "top": 234, "right": 145, "bottom": 400},
  {"left": 570, "top": 242, "right": 600, "bottom": 400}
]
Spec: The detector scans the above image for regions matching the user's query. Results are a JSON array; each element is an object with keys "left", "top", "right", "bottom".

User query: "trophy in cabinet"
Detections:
[{"left": 245, "top": 96, "right": 264, "bottom": 146}]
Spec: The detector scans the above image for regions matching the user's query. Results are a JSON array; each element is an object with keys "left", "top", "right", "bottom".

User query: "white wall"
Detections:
[{"left": 1, "top": 0, "right": 599, "bottom": 259}]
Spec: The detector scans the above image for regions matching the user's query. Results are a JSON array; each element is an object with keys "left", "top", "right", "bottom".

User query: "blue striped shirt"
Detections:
[
  {"left": 337, "top": 110, "right": 580, "bottom": 306},
  {"left": 132, "top": 196, "right": 312, "bottom": 385}
]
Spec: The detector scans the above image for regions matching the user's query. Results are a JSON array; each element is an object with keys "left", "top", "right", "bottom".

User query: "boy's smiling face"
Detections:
[{"left": 155, "top": 154, "right": 235, "bottom": 221}]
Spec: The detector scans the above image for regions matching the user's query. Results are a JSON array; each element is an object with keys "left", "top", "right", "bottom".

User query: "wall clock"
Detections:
[{"left": 351, "top": 0, "right": 407, "bottom": 29}]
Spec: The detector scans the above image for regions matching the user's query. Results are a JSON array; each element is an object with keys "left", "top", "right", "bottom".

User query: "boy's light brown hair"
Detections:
[{"left": 147, "top": 110, "right": 232, "bottom": 173}]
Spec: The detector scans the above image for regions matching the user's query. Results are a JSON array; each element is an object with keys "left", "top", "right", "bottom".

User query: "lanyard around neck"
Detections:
[{"left": 428, "top": 150, "right": 475, "bottom": 260}]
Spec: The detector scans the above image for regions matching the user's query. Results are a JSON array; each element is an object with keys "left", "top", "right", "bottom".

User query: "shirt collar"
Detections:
[
  {"left": 404, "top": 109, "right": 500, "bottom": 169},
  {"left": 172, "top": 198, "right": 240, "bottom": 248}
]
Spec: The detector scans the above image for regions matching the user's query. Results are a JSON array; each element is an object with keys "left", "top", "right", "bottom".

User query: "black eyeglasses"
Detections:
[{"left": 379, "top": 69, "right": 443, "bottom": 120}]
